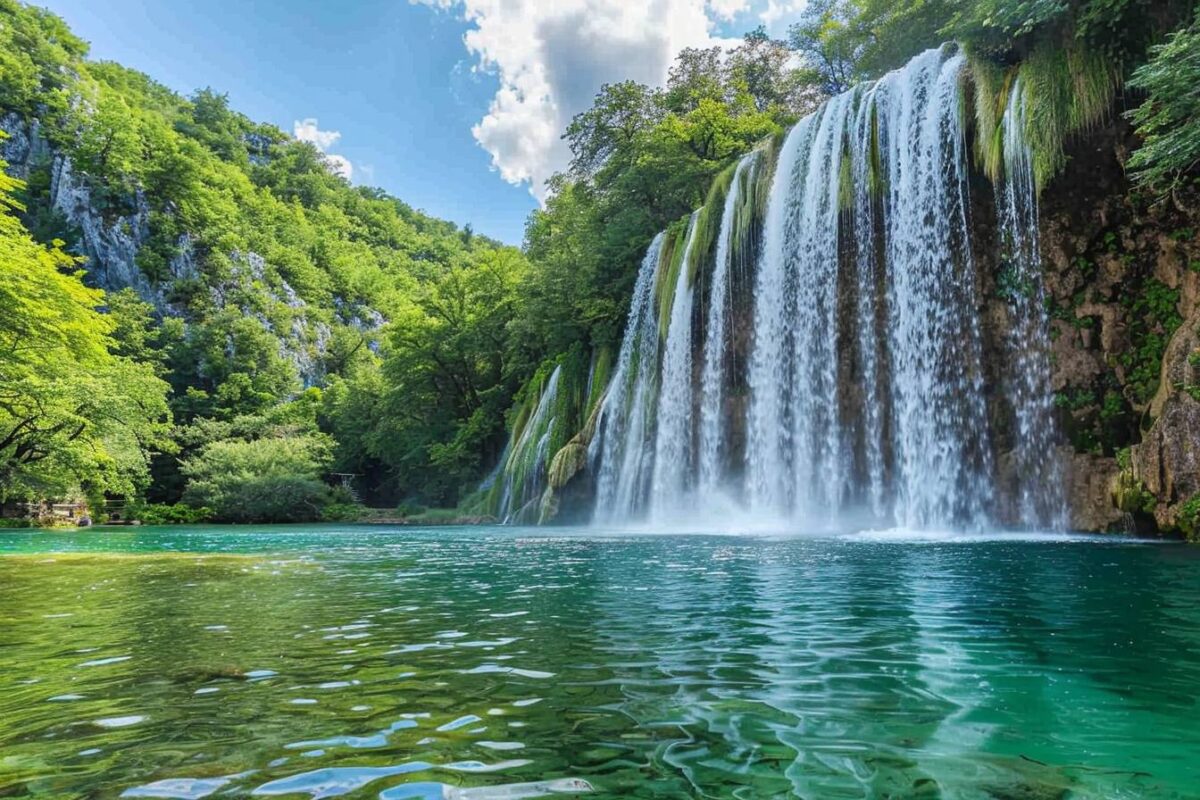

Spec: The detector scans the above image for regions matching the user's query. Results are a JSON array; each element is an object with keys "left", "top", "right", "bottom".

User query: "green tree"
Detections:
[
  {"left": 181, "top": 434, "right": 334, "bottom": 522},
  {"left": 0, "top": 156, "right": 171, "bottom": 501},
  {"left": 1127, "top": 8, "right": 1200, "bottom": 195}
]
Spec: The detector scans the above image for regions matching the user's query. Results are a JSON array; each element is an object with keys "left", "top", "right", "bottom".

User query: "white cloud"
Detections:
[
  {"left": 707, "top": 0, "right": 750, "bottom": 21},
  {"left": 293, "top": 118, "right": 354, "bottom": 181},
  {"left": 760, "top": 0, "right": 806, "bottom": 30},
  {"left": 413, "top": 0, "right": 749, "bottom": 202},
  {"left": 324, "top": 154, "right": 354, "bottom": 181},
  {"left": 293, "top": 118, "right": 343, "bottom": 151}
]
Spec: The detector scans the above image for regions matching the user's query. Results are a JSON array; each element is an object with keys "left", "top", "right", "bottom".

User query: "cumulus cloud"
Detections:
[
  {"left": 759, "top": 0, "right": 807, "bottom": 30},
  {"left": 293, "top": 118, "right": 343, "bottom": 151},
  {"left": 414, "top": 0, "right": 754, "bottom": 201},
  {"left": 324, "top": 154, "right": 354, "bottom": 181},
  {"left": 707, "top": 0, "right": 750, "bottom": 21},
  {"left": 293, "top": 118, "right": 353, "bottom": 180}
]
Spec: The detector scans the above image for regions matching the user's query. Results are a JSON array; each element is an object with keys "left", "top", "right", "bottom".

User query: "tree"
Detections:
[
  {"left": 371, "top": 247, "right": 530, "bottom": 503},
  {"left": 181, "top": 434, "right": 334, "bottom": 522},
  {"left": 565, "top": 81, "right": 663, "bottom": 180},
  {"left": 1127, "top": 8, "right": 1200, "bottom": 195},
  {"left": 0, "top": 154, "right": 171, "bottom": 501}
]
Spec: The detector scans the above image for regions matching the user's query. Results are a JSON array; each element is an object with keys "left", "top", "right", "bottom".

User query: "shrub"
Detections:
[
  {"left": 1180, "top": 494, "right": 1200, "bottom": 541},
  {"left": 181, "top": 434, "right": 335, "bottom": 523},
  {"left": 131, "top": 503, "right": 212, "bottom": 525}
]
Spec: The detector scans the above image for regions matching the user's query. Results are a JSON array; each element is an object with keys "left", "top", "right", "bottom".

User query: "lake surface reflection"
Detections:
[{"left": 1, "top": 525, "right": 1198, "bottom": 798}]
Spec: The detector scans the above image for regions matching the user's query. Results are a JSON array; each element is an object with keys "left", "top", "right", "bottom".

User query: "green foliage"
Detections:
[
  {"left": 130, "top": 502, "right": 212, "bottom": 525},
  {"left": 1180, "top": 493, "right": 1200, "bottom": 540},
  {"left": 0, "top": 0, "right": 541, "bottom": 513},
  {"left": 1120, "top": 278, "right": 1183, "bottom": 405},
  {"left": 0, "top": 151, "right": 172, "bottom": 502},
  {"left": 1127, "top": 9, "right": 1200, "bottom": 195},
  {"left": 1015, "top": 40, "right": 1120, "bottom": 189},
  {"left": 181, "top": 434, "right": 334, "bottom": 523}
]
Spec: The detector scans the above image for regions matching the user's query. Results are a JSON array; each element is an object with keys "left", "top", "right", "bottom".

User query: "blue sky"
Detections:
[{"left": 34, "top": 0, "right": 806, "bottom": 245}]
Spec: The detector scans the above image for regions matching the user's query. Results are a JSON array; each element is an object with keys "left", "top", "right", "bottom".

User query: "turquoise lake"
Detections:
[{"left": 1, "top": 525, "right": 1198, "bottom": 798}]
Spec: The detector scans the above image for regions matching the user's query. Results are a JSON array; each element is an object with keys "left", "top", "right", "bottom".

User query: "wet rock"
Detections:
[
  {"left": 1063, "top": 450, "right": 1126, "bottom": 532},
  {"left": 1130, "top": 311, "right": 1200, "bottom": 531}
]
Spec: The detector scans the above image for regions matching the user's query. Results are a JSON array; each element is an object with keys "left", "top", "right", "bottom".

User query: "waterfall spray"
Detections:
[
  {"left": 650, "top": 212, "right": 701, "bottom": 518},
  {"left": 594, "top": 234, "right": 666, "bottom": 522},
  {"left": 998, "top": 77, "right": 1066, "bottom": 529}
]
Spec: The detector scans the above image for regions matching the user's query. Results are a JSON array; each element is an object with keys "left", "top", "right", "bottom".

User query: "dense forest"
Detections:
[{"left": 1, "top": 0, "right": 1197, "bottom": 526}]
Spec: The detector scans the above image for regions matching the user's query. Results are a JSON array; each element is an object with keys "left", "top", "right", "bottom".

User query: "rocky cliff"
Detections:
[
  {"left": 1036, "top": 121, "right": 1199, "bottom": 535},
  {"left": 0, "top": 112, "right": 380, "bottom": 389}
]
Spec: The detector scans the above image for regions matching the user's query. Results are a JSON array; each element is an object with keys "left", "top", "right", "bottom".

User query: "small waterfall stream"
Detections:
[
  {"left": 594, "top": 234, "right": 666, "bottom": 522},
  {"left": 998, "top": 78, "right": 1066, "bottom": 529},
  {"left": 698, "top": 155, "right": 756, "bottom": 498},
  {"left": 497, "top": 365, "right": 561, "bottom": 523},
  {"left": 650, "top": 212, "right": 701, "bottom": 518},
  {"left": 580, "top": 45, "right": 1064, "bottom": 530}
]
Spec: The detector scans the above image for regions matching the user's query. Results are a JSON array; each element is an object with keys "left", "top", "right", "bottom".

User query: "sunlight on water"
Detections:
[{"left": 1, "top": 524, "right": 1198, "bottom": 799}]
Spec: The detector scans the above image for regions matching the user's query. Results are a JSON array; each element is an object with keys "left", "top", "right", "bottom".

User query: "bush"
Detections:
[
  {"left": 181, "top": 434, "right": 336, "bottom": 523},
  {"left": 1180, "top": 494, "right": 1200, "bottom": 541},
  {"left": 199, "top": 474, "right": 332, "bottom": 523},
  {"left": 131, "top": 503, "right": 212, "bottom": 525},
  {"left": 320, "top": 503, "right": 363, "bottom": 522}
]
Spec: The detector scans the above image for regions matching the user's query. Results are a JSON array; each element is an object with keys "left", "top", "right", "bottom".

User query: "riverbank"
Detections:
[{"left": 354, "top": 508, "right": 497, "bottom": 526}]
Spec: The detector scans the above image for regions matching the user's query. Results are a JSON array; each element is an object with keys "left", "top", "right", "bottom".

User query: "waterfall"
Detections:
[
  {"left": 583, "top": 45, "right": 1065, "bottom": 531},
  {"left": 497, "top": 365, "right": 561, "bottom": 523},
  {"left": 998, "top": 78, "right": 1065, "bottom": 528},
  {"left": 650, "top": 212, "right": 701, "bottom": 517},
  {"left": 746, "top": 90, "right": 856, "bottom": 521},
  {"left": 872, "top": 48, "right": 994, "bottom": 529},
  {"left": 593, "top": 234, "right": 666, "bottom": 522},
  {"left": 698, "top": 155, "right": 755, "bottom": 498}
]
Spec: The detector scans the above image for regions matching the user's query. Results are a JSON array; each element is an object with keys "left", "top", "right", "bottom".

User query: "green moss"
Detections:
[
  {"left": 1180, "top": 494, "right": 1200, "bottom": 541},
  {"left": 687, "top": 162, "right": 738, "bottom": 286},
  {"left": 548, "top": 442, "right": 588, "bottom": 491},
  {"left": 655, "top": 216, "right": 692, "bottom": 340},
  {"left": 1016, "top": 39, "right": 1120, "bottom": 190},
  {"left": 1119, "top": 278, "right": 1183, "bottom": 406},
  {"left": 1112, "top": 470, "right": 1157, "bottom": 515},
  {"left": 966, "top": 53, "right": 1012, "bottom": 182},
  {"left": 586, "top": 346, "right": 613, "bottom": 418}
]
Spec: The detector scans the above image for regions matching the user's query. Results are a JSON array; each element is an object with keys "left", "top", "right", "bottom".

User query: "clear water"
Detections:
[{"left": 2, "top": 525, "right": 1198, "bottom": 799}]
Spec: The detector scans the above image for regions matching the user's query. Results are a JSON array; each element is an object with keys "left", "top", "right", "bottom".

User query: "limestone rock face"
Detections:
[
  {"left": 1064, "top": 450, "right": 1127, "bottom": 532},
  {"left": 1033, "top": 120, "right": 1200, "bottom": 531},
  {"left": 1130, "top": 311, "right": 1200, "bottom": 530},
  {"left": 0, "top": 113, "right": 380, "bottom": 388}
]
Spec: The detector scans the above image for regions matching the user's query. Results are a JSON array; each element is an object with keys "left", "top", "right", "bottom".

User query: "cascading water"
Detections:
[
  {"left": 997, "top": 77, "right": 1065, "bottom": 528},
  {"left": 497, "top": 365, "right": 561, "bottom": 523},
  {"left": 698, "top": 155, "right": 756, "bottom": 498},
  {"left": 746, "top": 90, "right": 856, "bottom": 521},
  {"left": 650, "top": 212, "right": 701, "bottom": 518},
  {"left": 871, "top": 48, "right": 994, "bottom": 529},
  {"left": 593, "top": 234, "right": 666, "bottom": 522},
  {"left": 583, "top": 45, "right": 1064, "bottom": 531}
]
